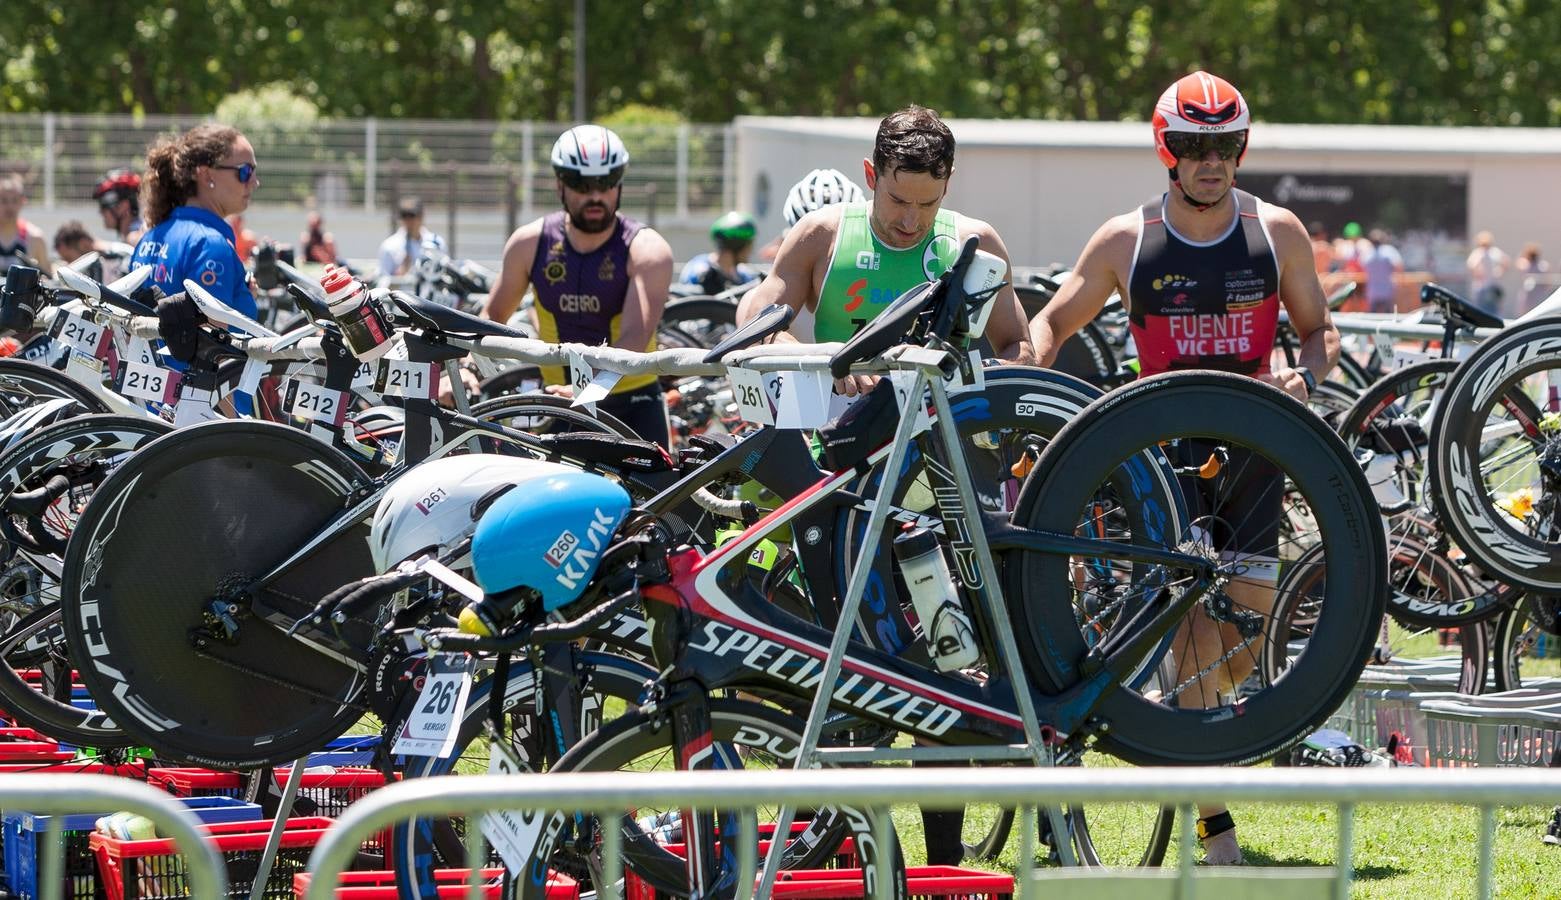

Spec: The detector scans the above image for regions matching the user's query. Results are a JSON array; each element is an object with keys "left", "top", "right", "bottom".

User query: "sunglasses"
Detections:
[
  {"left": 212, "top": 162, "right": 258, "bottom": 184},
  {"left": 558, "top": 170, "right": 624, "bottom": 193},
  {"left": 399, "top": 210, "right": 421, "bottom": 220},
  {"left": 1164, "top": 131, "right": 1247, "bottom": 161}
]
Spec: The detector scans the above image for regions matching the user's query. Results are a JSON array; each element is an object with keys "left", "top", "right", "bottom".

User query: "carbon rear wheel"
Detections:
[
  {"left": 61, "top": 420, "right": 376, "bottom": 766},
  {"left": 1008, "top": 372, "right": 1387, "bottom": 766},
  {"left": 0, "top": 414, "right": 173, "bottom": 745}
]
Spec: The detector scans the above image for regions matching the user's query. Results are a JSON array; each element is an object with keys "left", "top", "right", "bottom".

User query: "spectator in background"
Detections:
[
  {"left": 377, "top": 197, "right": 445, "bottom": 283},
  {"left": 93, "top": 168, "right": 145, "bottom": 243},
  {"left": 679, "top": 211, "right": 760, "bottom": 294},
  {"left": 226, "top": 213, "right": 257, "bottom": 263},
  {"left": 131, "top": 122, "right": 259, "bottom": 318},
  {"left": 1334, "top": 221, "right": 1366, "bottom": 274},
  {"left": 1467, "top": 230, "right": 1510, "bottom": 314},
  {"left": 52, "top": 221, "right": 97, "bottom": 265},
  {"left": 1517, "top": 243, "right": 1551, "bottom": 314},
  {"left": 53, "top": 220, "right": 135, "bottom": 282},
  {"left": 1360, "top": 228, "right": 1404, "bottom": 314},
  {"left": 1308, "top": 221, "right": 1333, "bottom": 274},
  {"left": 0, "top": 173, "right": 51, "bottom": 276},
  {"left": 299, "top": 211, "right": 340, "bottom": 265}
]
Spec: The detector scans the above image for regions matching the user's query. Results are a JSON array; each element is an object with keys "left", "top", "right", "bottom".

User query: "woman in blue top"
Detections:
[{"left": 131, "top": 124, "right": 259, "bottom": 319}]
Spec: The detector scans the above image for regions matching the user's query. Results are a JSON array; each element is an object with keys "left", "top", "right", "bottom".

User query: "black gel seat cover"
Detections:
[
  {"left": 394, "top": 295, "right": 531, "bottom": 339},
  {"left": 829, "top": 280, "right": 939, "bottom": 379},
  {"left": 702, "top": 302, "right": 795, "bottom": 364},
  {"left": 1421, "top": 282, "right": 1504, "bottom": 331}
]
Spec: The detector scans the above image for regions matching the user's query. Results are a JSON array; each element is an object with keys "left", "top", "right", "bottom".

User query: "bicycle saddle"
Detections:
[
  {"left": 390, "top": 294, "right": 530, "bottom": 339},
  {"left": 1420, "top": 282, "right": 1504, "bottom": 331},
  {"left": 702, "top": 302, "right": 795, "bottom": 364},
  {"left": 538, "top": 431, "right": 673, "bottom": 473},
  {"left": 829, "top": 279, "right": 940, "bottom": 379}
]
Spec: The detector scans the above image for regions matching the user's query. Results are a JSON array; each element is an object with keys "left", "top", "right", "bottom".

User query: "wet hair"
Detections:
[
  {"left": 53, "top": 220, "right": 93, "bottom": 251},
  {"left": 872, "top": 105, "right": 956, "bottom": 180},
  {"left": 141, "top": 124, "right": 242, "bottom": 227}
]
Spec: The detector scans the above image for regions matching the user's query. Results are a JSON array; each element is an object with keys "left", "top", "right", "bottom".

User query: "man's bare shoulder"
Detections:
[
  {"left": 504, "top": 218, "right": 546, "bottom": 253},
  {"left": 629, "top": 225, "right": 674, "bottom": 267},
  {"left": 783, "top": 205, "right": 846, "bottom": 261},
  {"left": 1255, "top": 200, "right": 1311, "bottom": 255},
  {"left": 1081, "top": 211, "right": 1140, "bottom": 271}
]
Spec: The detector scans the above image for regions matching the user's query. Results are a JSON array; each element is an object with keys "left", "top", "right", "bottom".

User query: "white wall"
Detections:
[{"left": 736, "top": 116, "right": 1561, "bottom": 297}]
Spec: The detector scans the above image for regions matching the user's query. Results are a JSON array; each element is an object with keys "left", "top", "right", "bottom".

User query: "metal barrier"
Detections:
[
  {"left": 0, "top": 113, "right": 734, "bottom": 223},
  {"left": 304, "top": 766, "right": 1561, "bottom": 900},
  {"left": 0, "top": 773, "right": 226, "bottom": 900}
]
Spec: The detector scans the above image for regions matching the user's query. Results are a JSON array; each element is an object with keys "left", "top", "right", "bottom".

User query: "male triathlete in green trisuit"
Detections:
[
  {"left": 735, "top": 105, "right": 1032, "bottom": 866},
  {"left": 737, "top": 105, "right": 1033, "bottom": 388}
]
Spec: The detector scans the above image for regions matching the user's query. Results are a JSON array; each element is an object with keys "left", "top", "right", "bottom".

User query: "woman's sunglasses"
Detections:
[
  {"left": 213, "top": 162, "right": 258, "bottom": 184},
  {"left": 1164, "top": 132, "right": 1247, "bottom": 161}
]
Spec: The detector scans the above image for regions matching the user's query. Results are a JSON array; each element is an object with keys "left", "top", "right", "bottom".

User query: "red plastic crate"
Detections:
[
  {"left": 147, "top": 766, "right": 391, "bottom": 855},
  {"left": 291, "top": 867, "right": 580, "bottom": 898},
  {"left": 90, "top": 816, "right": 334, "bottom": 900},
  {"left": 0, "top": 759, "right": 148, "bottom": 777},
  {"left": 767, "top": 866, "right": 1013, "bottom": 898},
  {"left": 0, "top": 726, "right": 74, "bottom": 763},
  {"left": 148, "top": 767, "right": 386, "bottom": 814}
]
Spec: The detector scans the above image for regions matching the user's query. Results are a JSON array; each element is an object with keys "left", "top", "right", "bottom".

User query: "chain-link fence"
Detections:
[{"left": 0, "top": 113, "right": 734, "bottom": 232}]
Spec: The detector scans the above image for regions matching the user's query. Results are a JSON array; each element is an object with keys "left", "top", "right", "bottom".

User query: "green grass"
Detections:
[{"left": 889, "top": 776, "right": 1561, "bottom": 899}]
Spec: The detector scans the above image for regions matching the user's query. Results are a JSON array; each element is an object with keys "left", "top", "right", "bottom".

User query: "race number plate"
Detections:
[
  {"left": 48, "top": 310, "right": 110, "bottom": 360},
  {"left": 282, "top": 378, "right": 349, "bottom": 428},
  {"left": 115, "top": 360, "right": 181, "bottom": 405},
  {"left": 374, "top": 358, "right": 439, "bottom": 400},
  {"left": 481, "top": 743, "right": 548, "bottom": 875},
  {"left": 774, "top": 370, "right": 833, "bottom": 429},
  {"left": 726, "top": 366, "right": 780, "bottom": 425},
  {"left": 391, "top": 652, "right": 473, "bottom": 758}
]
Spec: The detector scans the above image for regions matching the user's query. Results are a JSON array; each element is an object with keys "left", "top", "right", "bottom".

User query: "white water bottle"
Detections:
[
  {"left": 893, "top": 527, "right": 979, "bottom": 671},
  {"left": 320, "top": 265, "right": 395, "bottom": 361}
]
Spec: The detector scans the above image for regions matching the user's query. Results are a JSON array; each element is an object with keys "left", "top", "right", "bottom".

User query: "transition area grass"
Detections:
[{"left": 899, "top": 774, "right": 1561, "bottom": 899}]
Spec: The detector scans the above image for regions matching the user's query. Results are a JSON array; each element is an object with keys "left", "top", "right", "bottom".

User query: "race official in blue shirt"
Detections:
[{"left": 132, "top": 124, "right": 259, "bottom": 319}]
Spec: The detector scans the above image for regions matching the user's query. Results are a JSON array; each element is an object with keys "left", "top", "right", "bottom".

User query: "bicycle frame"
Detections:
[{"left": 636, "top": 392, "right": 1216, "bottom": 749}]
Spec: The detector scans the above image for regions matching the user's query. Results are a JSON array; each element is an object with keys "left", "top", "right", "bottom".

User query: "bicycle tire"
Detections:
[
  {"left": 0, "top": 413, "right": 173, "bottom": 745},
  {"left": 1428, "top": 317, "right": 1561, "bottom": 592},
  {"left": 468, "top": 392, "right": 637, "bottom": 442},
  {"left": 1009, "top": 371, "right": 1387, "bottom": 765},
  {"left": 60, "top": 420, "right": 376, "bottom": 766},
  {"left": 1338, "top": 359, "right": 1518, "bottom": 627},
  {"left": 517, "top": 698, "right": 904, "bottom": 900},
  {"left": 0, "top": 357, "right": 112, "bottom": 418},
  {"left": 1262, "top": 540, "right": 1490, "bottom": 697},
  {"left": 390, "top": 650, "right": 686, "bottom": 899},
  {"left": 1491, "top": 594, "right": 1561, "bottom": 692}
]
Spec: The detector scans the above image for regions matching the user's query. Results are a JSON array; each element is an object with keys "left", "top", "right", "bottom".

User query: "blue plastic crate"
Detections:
[
  {"left": 2, "top": 796, "right": 262, "bottom": 899},
  {"left": 311, "top": 735, "right": 381, "bottom": 768}
]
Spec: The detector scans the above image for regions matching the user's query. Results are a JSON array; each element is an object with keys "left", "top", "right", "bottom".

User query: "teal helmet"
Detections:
[{"left": 710, "top": 211, "right": 757, "bottom": 251}]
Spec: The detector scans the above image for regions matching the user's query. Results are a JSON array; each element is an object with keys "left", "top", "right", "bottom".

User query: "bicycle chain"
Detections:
[{"left": 1163, "top": 631, "right": 1258, "bottom": 704}]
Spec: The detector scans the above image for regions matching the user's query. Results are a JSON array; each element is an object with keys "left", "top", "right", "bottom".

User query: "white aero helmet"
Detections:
[
  {"left": 369, "top": 454, "right": 577, "bottom": 573},
  {"left": 550, "top": 125, "right": 630, "bottom": 177},
  {"left": 783, "top": 168, "right": 866, "bottom": 228}
]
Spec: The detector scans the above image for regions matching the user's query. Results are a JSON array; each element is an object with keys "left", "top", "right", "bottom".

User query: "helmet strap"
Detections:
[{"left": 1169, "top": 168, "right": 1229, "bottom": 213}]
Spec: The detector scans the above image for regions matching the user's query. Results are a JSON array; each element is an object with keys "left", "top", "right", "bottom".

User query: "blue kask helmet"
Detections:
[{"left": 471, "top": 469, "right": 632, "bottom": 611}]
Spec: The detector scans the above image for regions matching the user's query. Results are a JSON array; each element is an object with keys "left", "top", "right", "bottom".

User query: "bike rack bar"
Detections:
[{"left": 0, "top": 774, "right": 226, "bottom": 900}]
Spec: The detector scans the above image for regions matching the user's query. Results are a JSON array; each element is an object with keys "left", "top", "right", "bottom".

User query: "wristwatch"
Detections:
[{"left": 1297, "top": 368, "right": 1317, "bottom": 393}]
